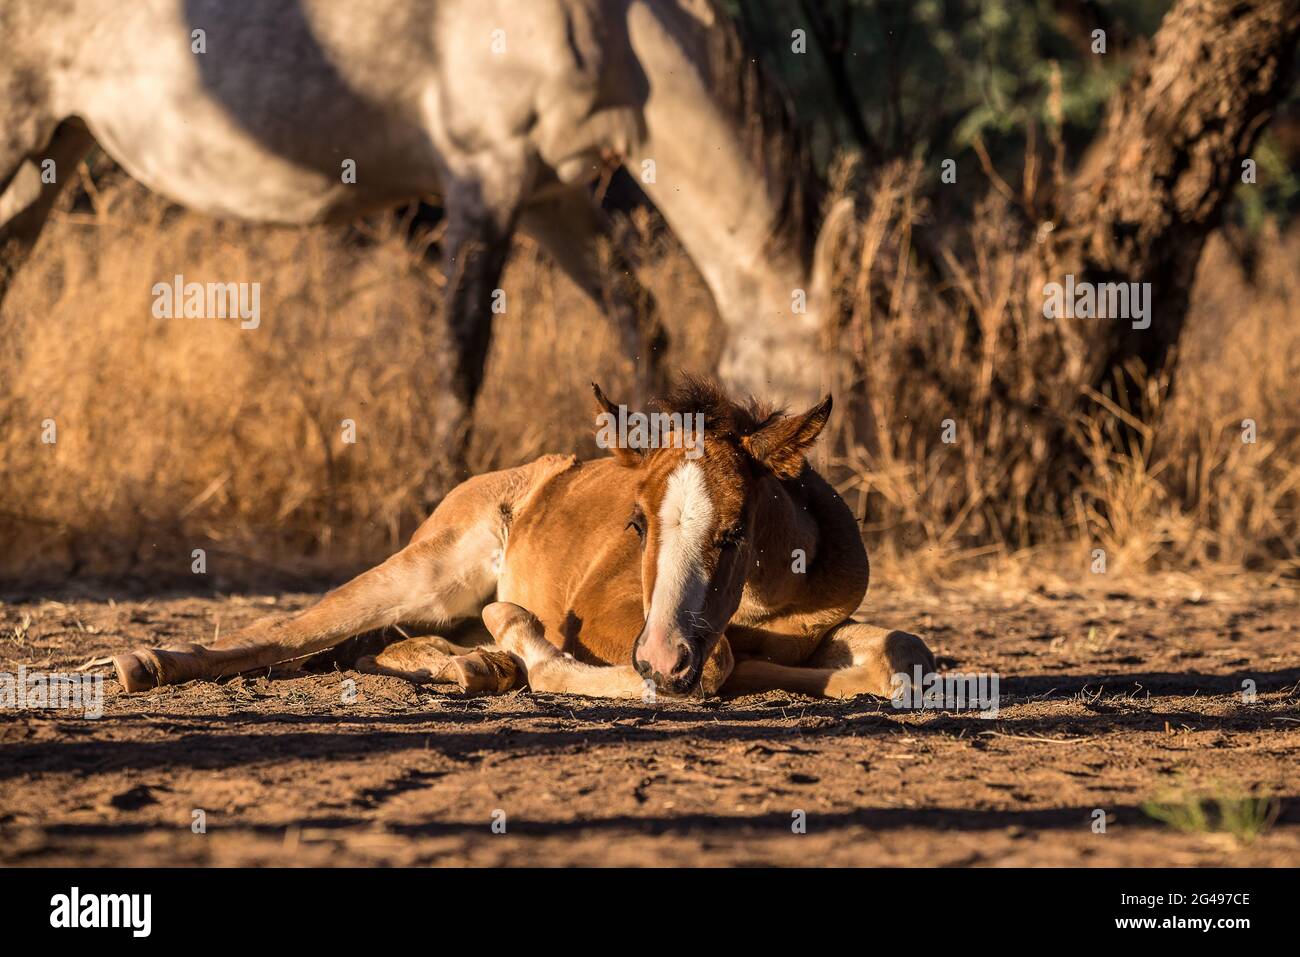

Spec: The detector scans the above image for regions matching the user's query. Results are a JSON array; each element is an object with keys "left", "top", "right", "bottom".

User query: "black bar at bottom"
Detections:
[{"left": 0, "top": 866, "right": 1283, "bottom": 941}]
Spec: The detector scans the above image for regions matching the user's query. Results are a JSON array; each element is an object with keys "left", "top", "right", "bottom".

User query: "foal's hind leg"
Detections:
[
  {"left": 722, "top": 622, "right": 935, "bottom": 699},
  {"left": 113, "top": 537, "right": 490, "bottom": 692},
  {"left": 112, "top": 465, "right": 527, "bottom": 691},
  {"left": 357, "top": 632, "right": 521, "bottom": 695},
  {"left": 356, "top": 635, "right": 468, "bottom": 684}
]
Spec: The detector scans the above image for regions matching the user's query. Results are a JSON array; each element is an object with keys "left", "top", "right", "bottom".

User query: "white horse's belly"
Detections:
[
  {"left": 86, "top": 101, "right": 440, "bottom": 224},
  {"left": 66, "top": 21, "right": 445, "bottom": 226}
]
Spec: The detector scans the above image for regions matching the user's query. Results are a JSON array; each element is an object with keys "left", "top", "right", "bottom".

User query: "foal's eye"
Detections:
[{"left": 626, "top": 508, "right": 647, "bottom": 541}]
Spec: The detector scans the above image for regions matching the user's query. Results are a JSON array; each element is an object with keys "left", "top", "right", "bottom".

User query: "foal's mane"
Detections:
[{"left": 649, "top": 375, "right": 782, "bottom": 442}]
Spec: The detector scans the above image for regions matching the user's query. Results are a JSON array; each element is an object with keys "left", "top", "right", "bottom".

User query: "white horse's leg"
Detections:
[
  {"left": 422, "top": 148, "right": 530, "bottom": 506},
  {"left": 519, "top": 185, "right": 666, "bottom": 403},
  {"left": 1, "top": 118, "right": 95, "bottom": 307}
]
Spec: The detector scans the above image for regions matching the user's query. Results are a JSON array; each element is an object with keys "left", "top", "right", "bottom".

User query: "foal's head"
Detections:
[{"left": 592, "top": 377, "right": 832, "bottom": 694}]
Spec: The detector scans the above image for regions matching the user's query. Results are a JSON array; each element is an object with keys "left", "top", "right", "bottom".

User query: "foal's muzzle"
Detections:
[{"left": 632, "top": 627, "right": 704, "bottom": 695}]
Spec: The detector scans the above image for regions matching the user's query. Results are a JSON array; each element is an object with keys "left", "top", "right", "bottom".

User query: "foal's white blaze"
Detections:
[{"left": 647, "top": 461, "right": 717, "bottom": 635}]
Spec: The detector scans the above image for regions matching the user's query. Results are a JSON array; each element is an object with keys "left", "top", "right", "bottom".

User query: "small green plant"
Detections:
[{"left": 1142, "top": 783, "right": 1281, "bottom": 845}]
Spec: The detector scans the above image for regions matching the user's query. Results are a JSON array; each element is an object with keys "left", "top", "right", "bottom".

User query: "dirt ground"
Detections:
[{"left": 1, "top": 571, "right": 1297, "bottom": 866}]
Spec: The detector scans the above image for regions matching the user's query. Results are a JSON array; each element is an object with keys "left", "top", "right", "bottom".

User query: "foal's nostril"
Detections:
[
  {"left": 671, "top": 644, "right": 692, "bottom": 677},
  {"left": 633, "top": 632, "right": 698, "bottom": 688}
]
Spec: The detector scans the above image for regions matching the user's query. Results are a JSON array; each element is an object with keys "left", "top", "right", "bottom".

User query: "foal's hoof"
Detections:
[
  {"left": 113, "top": 642, "right": 208, "bottom": 693},
  {"left": 880, "top": 630, "right": 937, "bottom": 680},
  {"left": 449, "top": 649, "right": 520, "bottom": 695},
  {"left": 113, "top": 651, "right": 160, "bottom": 693}
]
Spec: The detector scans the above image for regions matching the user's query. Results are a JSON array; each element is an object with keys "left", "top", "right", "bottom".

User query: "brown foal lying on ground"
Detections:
[{"left": 115, "top": 378, "right": 935, "bottom": 699}]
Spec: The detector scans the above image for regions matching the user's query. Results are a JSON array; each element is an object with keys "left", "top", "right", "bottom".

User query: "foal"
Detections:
[{"left": 114, "top": 379, "right": 935, "bottom": 699}]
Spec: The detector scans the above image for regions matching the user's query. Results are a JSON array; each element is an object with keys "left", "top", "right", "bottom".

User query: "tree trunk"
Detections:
[{"left": 1060, "top": 0, "right": 1300, "bottom": 403}]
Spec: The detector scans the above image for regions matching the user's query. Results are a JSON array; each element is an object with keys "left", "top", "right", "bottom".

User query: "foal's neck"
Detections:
[
  {"left": 750, "top": 474, "right": 820, "bottom": 573},
  {"left": 739, "top": 465, "right": 870, "bottom": 630}
]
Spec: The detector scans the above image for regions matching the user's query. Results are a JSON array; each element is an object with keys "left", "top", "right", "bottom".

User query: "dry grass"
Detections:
[
  {"left": 0, "top": 171, "right": 714, "bottom": 587},
  {"left": 0, "top": 164, "right": 1296, "bottom": 588},
  {"left": 825, "top": 160, "right": 1300, "bottom": 583}
]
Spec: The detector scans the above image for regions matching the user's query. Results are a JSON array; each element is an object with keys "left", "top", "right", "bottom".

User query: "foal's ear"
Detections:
[
  {"left": 591, "top": 382, "right": 644, "bottom": 467},
  {"left": 742, "top": 394, "right": 833, "bottom": 479}
]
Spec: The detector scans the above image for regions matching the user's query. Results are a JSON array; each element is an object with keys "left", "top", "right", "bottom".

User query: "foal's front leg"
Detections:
[
  {"left": 482, "top": 603, "right": 648, "bottom": 699},
  {"left": 721, "top": 622, "right": 935, "bottom": 699},
  {"left": 810, "top": 621, "right": 937, "bottom": 697},
  {"left": 481, "top": 602, "right": 735, "bottom": 699}
]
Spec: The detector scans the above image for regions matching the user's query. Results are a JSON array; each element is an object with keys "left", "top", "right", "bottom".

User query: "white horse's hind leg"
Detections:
[
  {"left": 483, "top": 602, "right": 647, "bottom": 699},
  {"left": 1, "top": 118, "right": 95, "bottom": 307},
  {"left": 519, "top": 185, "right": 665, "bottom": 402}
]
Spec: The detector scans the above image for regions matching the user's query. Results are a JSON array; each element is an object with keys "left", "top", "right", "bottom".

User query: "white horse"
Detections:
[{"left": 1, "top": 0, "right": 846, "bottom": 493}]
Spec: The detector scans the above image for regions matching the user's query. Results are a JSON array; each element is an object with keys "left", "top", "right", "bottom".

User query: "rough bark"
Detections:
[{"left": 1060, "top": 0, "right": 1300, "bottom": 401}]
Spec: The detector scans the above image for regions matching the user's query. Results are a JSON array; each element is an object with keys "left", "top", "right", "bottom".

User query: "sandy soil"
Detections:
[{"left": 1, "top": 572, "right": 1297, "bottom": 866}]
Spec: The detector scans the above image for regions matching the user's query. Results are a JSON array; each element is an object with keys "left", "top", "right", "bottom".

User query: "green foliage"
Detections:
[
  {"left": 730, "top": 0, "right": 1166, "bottom": 159},
  {"left": 1236, "top": 129, "right": 1300, "bottom": 230},
  {"left": 1142, "top": 783, "right": 1281, "bottom": 845},
  {"left": 726, "top": 0, "right": 1296, "bottom": 225}
]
